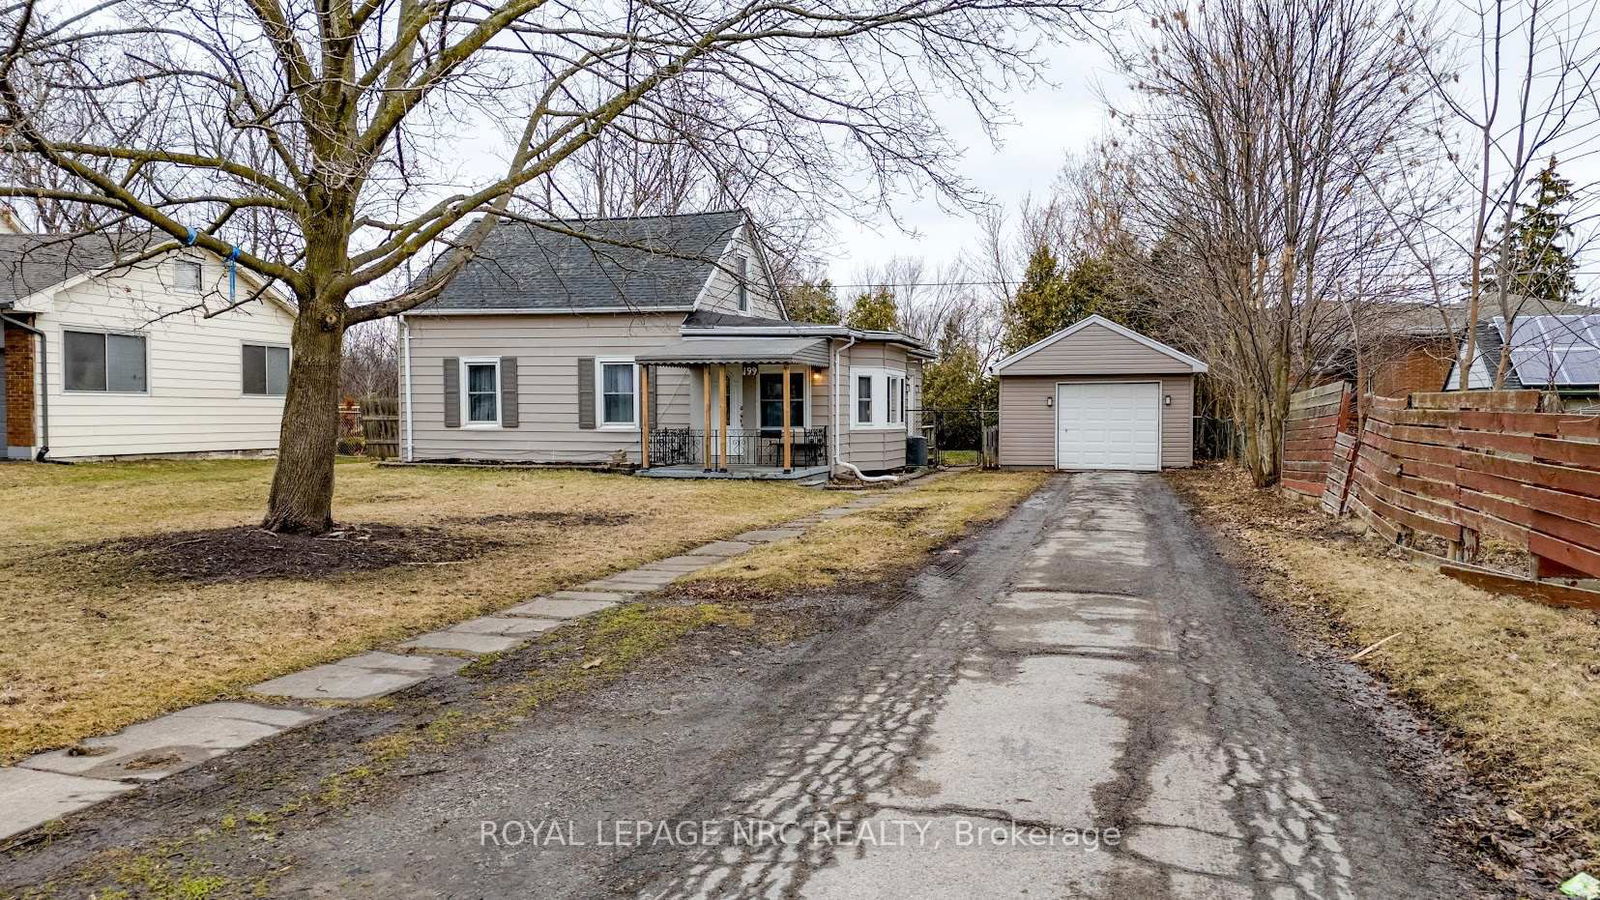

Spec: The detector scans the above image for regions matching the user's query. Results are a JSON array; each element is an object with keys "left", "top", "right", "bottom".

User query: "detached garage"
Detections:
[{"left": 994, "top": 315, "right": 1207, "bottom": 471}]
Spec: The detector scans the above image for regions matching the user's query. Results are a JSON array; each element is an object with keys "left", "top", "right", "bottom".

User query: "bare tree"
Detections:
[
  {"left": 0, "top": 0, "right": 1104, "bottom": 532},
  {"left": 1115, "top": 0, "right": 1442, "bottom": 486},
  {"left": 341, "top": 321, "right": 398, "bottom": 402},
  {"left": 1411, "top": 0, "right": 1600, "bottom": 388}
]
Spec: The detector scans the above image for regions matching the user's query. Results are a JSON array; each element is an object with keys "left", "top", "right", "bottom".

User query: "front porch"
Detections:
[{"left": 634, "top": 335, "right": 832, "bottom": 479}]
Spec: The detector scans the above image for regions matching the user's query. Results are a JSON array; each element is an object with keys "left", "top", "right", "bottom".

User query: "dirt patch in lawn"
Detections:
[
  {"left": 93, "top": 523, "right": 500, "bottom": 583},
  {"left": 1169, "top": 463, "right": 1600, "bottom": 884},
  {"left": 449, "top": 509, "right": 635, "bottom": 528}
]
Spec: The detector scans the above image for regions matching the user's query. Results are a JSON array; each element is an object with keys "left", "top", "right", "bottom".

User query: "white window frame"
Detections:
[
  {"left": 174, "top": 258, "right": 203, "bottom": 293},
  {"left": 61, "top": 328, "right": 150, "bottom": 395},
  {"left": 241, "top": 342, "right": 291, "bottom": 397},
  {"left": 459, "top": 356, "right": 501, "bottom": 428},
  {"left": 595, "top": 356, "right": 640, "bottom": 430},
  {"left": 887, "top": 373, "right": 905, "bottom": 426},
  {"left": 850, "top": 366, "right": 907, "bottom": 430}
]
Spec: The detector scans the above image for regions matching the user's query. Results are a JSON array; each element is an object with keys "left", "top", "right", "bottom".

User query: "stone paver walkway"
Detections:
[{"left": 0, "top": 486, "right": 906, "bottom": 843}]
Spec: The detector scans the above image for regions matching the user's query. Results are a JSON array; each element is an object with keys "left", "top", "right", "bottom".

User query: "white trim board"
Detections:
[{"left": 994, "top": 314, "right": 1209, "bottom": 374}]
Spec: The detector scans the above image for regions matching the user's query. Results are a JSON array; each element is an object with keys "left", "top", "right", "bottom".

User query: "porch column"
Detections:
[
  {"left": 639, "top": 364, "right": 651, "bottom": 469},
  {"left": 717, "top": 366, "right": 730, "bottom": 472},
  {"left": 702, "top": 367, "right": 713, "bottom": 472},
  {"left": 782, "top": 364, "right": 793, "bottom": 473}
]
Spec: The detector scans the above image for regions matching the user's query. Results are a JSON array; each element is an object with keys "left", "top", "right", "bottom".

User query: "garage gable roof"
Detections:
[{"left": 994, "top": 315, "right": 1208, "bottom": 375}]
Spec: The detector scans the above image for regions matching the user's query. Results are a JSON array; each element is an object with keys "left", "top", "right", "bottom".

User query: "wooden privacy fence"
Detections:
[
  {"left": 360, "top": 395, "right": 400, "bottom": 459},
  {"left": 1349, "top": 390, "right": 1600, "bottom": 583},
  {"left": 1281, "top": 382, "right": 1355, "bottom": 499}
]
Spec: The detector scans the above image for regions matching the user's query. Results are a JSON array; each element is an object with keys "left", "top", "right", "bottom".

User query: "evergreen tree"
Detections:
[
  {"left": 921, "top": 317, "right": 996, "bottom": 450},
  {"left": 1002, "top": 243, "right": 1151, "bottom": 354},
  {"left": 1492, "top": 157, "right": 1582, "bottom": 305},
  {"left": 781, "top": 279, "right": 842, "bottom": 324},
  {"left": 845, "top": 287, "right": 898, "bottom": 330},
  {"left": 1001, "top": 243, "right": 1071, "bottom": 354}
]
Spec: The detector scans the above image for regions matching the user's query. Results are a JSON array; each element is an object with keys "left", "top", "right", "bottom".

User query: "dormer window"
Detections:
[
  {"left": 174, "top": 259, "right": 202, "bottom": 292},
  {"left": 735, "top": 254, "right": 749, "bottom": 311}
]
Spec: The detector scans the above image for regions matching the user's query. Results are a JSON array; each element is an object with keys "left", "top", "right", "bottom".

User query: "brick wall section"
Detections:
[
  {"left": 1371, "top": 343, "right": 1453, "bottom": 397},
  {"left": 4, "top": 321, "right": 36, "bottom": 446}
]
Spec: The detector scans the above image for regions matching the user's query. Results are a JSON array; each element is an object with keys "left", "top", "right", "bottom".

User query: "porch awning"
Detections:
[{"left": 635, "top": 336, "right": 831, "bottom": 367}]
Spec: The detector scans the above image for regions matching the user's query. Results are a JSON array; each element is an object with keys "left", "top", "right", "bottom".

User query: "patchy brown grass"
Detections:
[
  {"left": 0, "top": 459, "right": 844, "bottom": 762},
  {"left": 1169, "top": 463, "right": 1600, "bottom": 867},
  {"left": 688, "top": 470, "right": 1049, "bottom": 591}
]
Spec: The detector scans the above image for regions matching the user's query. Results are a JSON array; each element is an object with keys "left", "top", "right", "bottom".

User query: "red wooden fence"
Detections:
[
  {"left": 1346, "top": 390, "right": 1600, "bottom": 582},
  {"left": 1282, "top": 382, "right": 1354, "bottom": 499}
]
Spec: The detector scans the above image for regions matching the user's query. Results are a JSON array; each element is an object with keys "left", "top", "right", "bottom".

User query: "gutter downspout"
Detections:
[
  {"left": 829, "top": 332, "right": 896, "bottom": 484},
  {"left": 831, "top": 333, "right": 855, "bottom": 478},
  {"left": 400, "top": 315, "right": 414, "bottom": 462},
  {"left": 1, "top": 313, "right": 49, "bottom": 462}
]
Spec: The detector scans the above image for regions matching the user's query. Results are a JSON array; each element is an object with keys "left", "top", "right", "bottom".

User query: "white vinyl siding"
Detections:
[{"left": 8, "top": 248, "right": 295, "bottom": 459}]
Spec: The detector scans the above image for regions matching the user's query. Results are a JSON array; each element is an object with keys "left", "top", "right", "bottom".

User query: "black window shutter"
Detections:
[
  {"left": 577, "top": 356, "right": 596, "bottom": 429},
  {"left": 443, "top": 357, "right": 460, "bottom": 428},
  {"left": 500, "top": 356, "right": 519, "bottom": 428}
]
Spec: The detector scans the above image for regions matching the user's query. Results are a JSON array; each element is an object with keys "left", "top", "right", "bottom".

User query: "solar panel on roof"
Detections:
[{"left": 1498, "top": 315, "right": 1600, "bottom": 387}]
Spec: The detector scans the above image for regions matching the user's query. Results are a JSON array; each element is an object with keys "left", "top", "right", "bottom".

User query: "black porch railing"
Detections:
[{"left": 648, "top": 427, "right": 829, "bottom": 469}]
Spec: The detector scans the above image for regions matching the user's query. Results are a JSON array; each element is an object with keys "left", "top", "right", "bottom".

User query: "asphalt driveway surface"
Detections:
[{"left": 2, "top": 473, "right": 1487, "bottom": 898}]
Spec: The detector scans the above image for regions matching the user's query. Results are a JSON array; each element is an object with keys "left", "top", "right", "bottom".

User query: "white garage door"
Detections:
[{"left": 1055, "top": 382, "right": 1162, "bottom": 471}]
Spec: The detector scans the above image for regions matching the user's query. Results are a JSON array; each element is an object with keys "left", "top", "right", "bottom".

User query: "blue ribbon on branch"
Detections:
[{"left": 226, "top": 245, "right": 241, "bottom": 302}]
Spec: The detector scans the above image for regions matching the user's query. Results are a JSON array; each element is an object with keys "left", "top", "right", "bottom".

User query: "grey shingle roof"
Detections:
[
  {"left": 0, "top": 232, "right": 153, "bottom": 305},
  {"left": 414, "top": 211, "right": 746, "bottom": 312},
  {"left": 1387, "top": 297, "right": 1594, "bottom": 335}
]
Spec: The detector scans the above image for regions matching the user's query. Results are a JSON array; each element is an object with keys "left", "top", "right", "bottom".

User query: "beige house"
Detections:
[
  {"left": 994, "top": 315, "right": 1207, "bottom": 471},
  {"left": 399, "top": 211, "right": 929, "bottom": 479},
  {"left": 0, "top": 231, "right": 296, "bottom": 461}
]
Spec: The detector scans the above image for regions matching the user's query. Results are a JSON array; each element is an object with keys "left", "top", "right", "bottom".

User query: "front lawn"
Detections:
[
  {"left": 688, "top": 470, "right": 1048, "bottom": 590},
  {"left": 0, "top": 459, "right": 846, "bottom": 762}
]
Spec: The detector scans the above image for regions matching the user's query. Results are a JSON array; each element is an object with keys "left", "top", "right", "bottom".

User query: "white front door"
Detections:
[{"left": 1055, "top": 382, "right": 1162, "bottom": 471}]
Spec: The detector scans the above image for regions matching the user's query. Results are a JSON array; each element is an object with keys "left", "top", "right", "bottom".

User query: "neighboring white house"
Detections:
[{"left": 0, "top": 231, "right": 298, "bottom": 461}]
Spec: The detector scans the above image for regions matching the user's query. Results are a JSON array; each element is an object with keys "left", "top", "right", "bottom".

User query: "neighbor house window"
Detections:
[
  {"left": 887, "top": 374, "right": 905, "bottom": 424},
  {"left": 759, "top": 371, "right": 805, "bottom": 429},
  {"left": 735, "top": 255, "right": 749, "bottom": 311},
  {"left": 598, "top": 359, "right": 637, "bottom": 427},
  {"left": 64, "top": 330, "right": 147, "bottom": 392},
  {"left": 174, "top": 259, "right": 202, "bottom": 292},
  {"left": 856, "top": 375, "right": 873, "bottom": 424},
  {"left": 462, "top": 358, "right": 499, "bottom": 425},
  {"left": 242, "top": 344, "right": 290, "bottom": 396}
]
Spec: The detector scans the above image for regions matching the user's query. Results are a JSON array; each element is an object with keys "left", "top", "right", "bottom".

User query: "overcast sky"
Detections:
[{"left": 819, "top": 41, "right": 1126, "bottom": 287}]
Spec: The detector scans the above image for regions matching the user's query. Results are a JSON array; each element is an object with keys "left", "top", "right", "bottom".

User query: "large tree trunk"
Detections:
[{"left": 264, "top": 299, "right": 346, "bottom": 534}]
